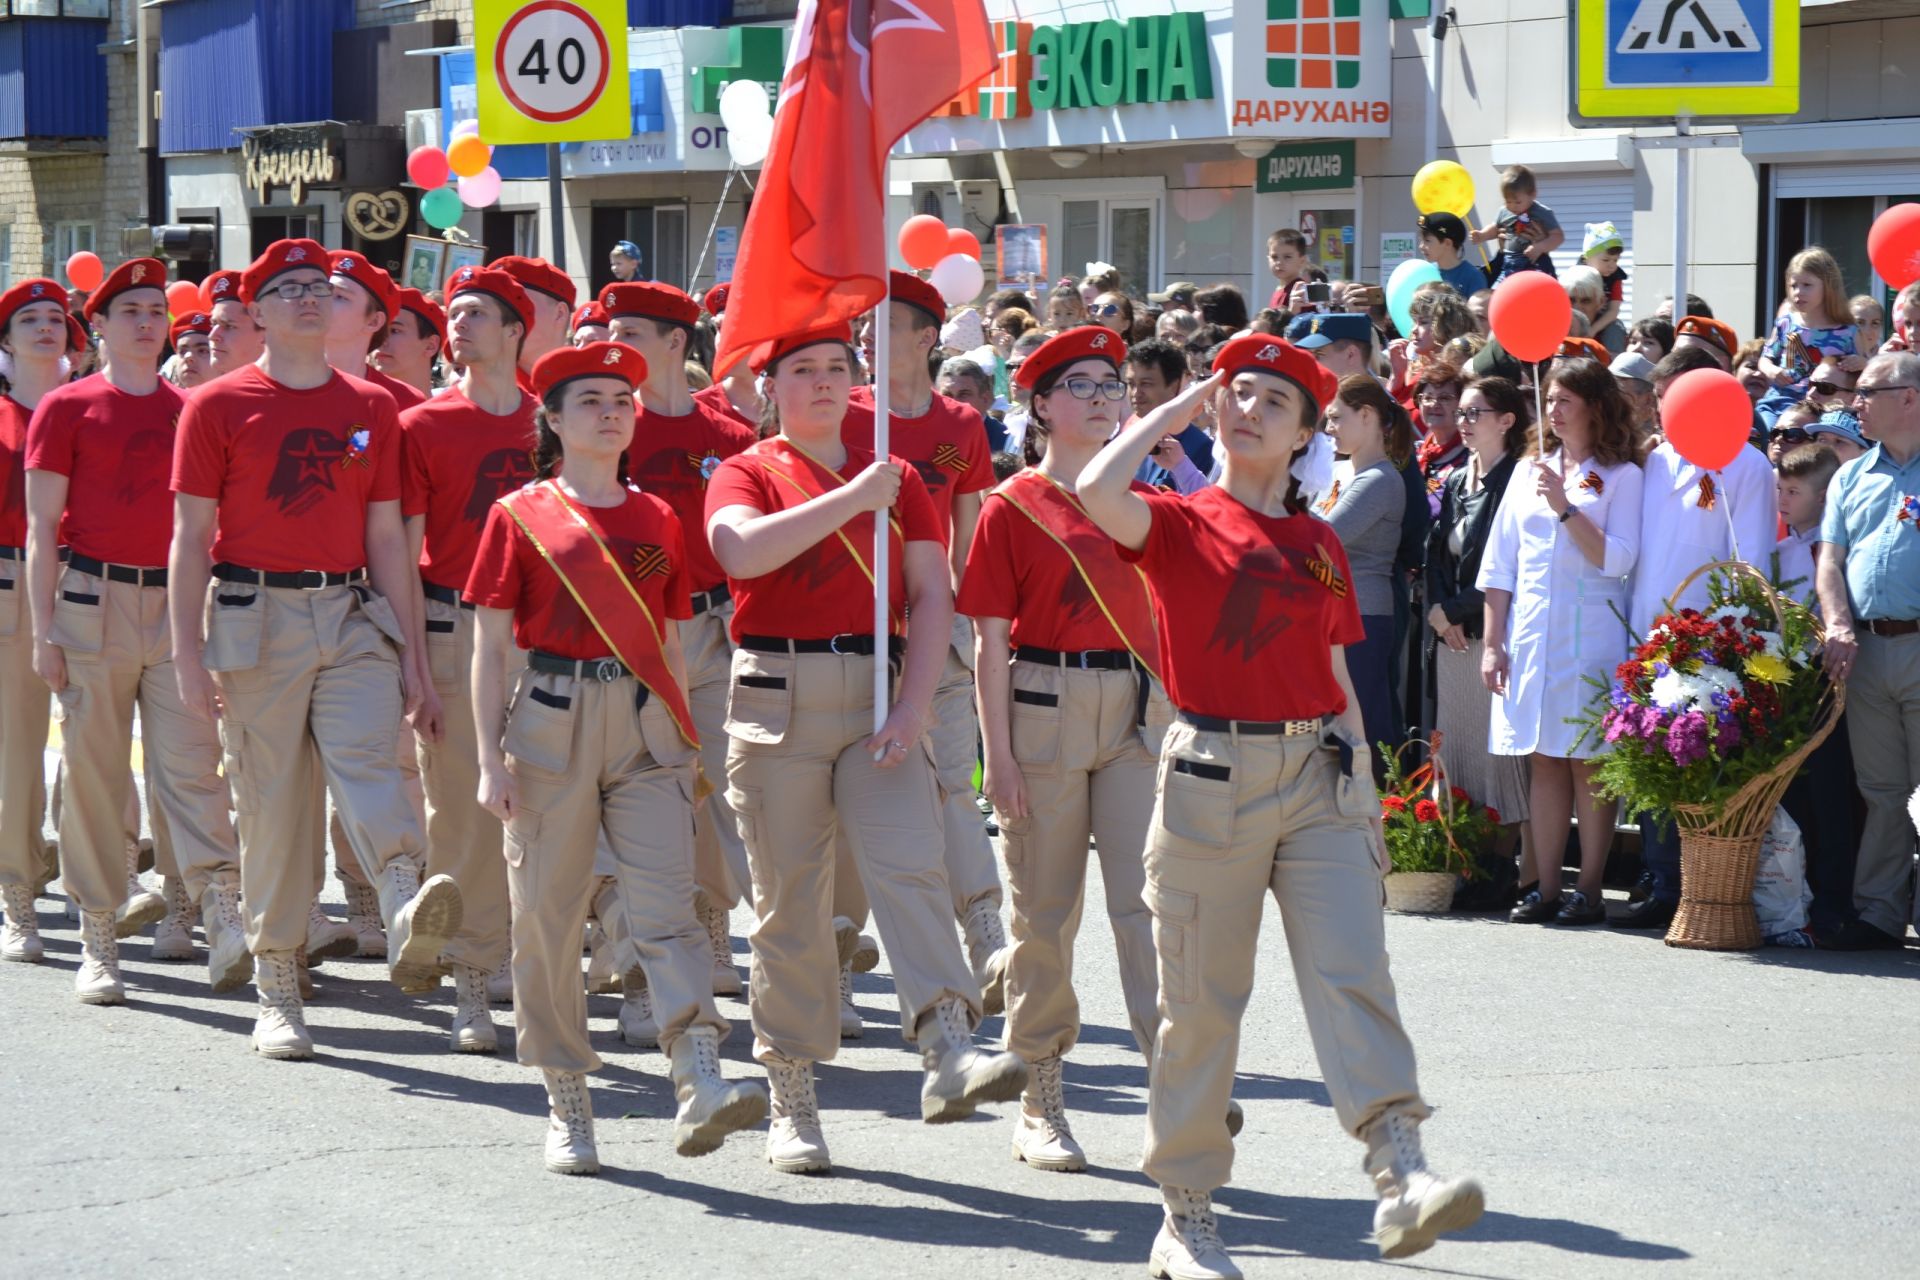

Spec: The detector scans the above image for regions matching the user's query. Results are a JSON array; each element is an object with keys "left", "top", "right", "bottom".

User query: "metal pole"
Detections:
[
  {"left": 1424, "top": 14, "right": 1443, "bottom": 164},
  {"left": 872, "top": 179, "right": 892, "bottom": 736},
  {"left": 547, "top": 142, "right": 567, "bottom": 271},
  {"left": 1672, "top": 119, "right": 1689, "bottom": 320}
]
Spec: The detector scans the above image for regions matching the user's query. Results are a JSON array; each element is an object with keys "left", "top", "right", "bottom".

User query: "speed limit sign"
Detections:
[{"left": 477, "top": 0, "right": 630, "bottom": 143}]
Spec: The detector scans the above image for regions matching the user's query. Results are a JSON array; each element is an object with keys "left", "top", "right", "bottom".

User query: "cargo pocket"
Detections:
[
  {"left": 638, "top": 688, "right": 698, "bottom": 770},
  {"left": 1150, "top": 746, "right": 1235, "bottom": 858},
  {"left": 0, "top": 562, "right": 20, "bottom": 638},
  {"left": 1144, "top": 882, "right": 1198, "bottom": 1005},
  {"left": 504, "top": 809, "right": 540, "bottom": 902},
  {"left": 503, "top": 678, "right": 576, "bottom": 775},
  {"left": 218, "top": 720, "right": 258, "bottom": 816},
  {"left": 726, "top": 783, "right": 762, "bottom": 850},
  {"left": 353, "top": 588, "right": 409, "bottom": 650},
  {"left": 49, "top": 571, "right": 105, "bottom": 658},
  {"left": 724, "top": 648, "right": 792, "bottom": 745},
  {"left": 1138, "top": 677, "right": 1176, "bottom": 758},
  {"left": 424, "top": 605, "right": 463, "bottom": 686},
  {"left": 202, "top": 586, "right": 266, "bottom": 692},
  {"left": 998, "top": 813, "right": 1030, "bottom": 868},
  {"left": 1008, "top": 661, "right": 1062, "bottom": 775},
  {"left": 1323, "top": 723, "right": 1378, "bottom": 823}
]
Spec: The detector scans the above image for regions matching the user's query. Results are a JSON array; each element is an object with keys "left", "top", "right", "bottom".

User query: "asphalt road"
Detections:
[{"left": 3, "top": 849, "right": 1916, "bottom": 1279}]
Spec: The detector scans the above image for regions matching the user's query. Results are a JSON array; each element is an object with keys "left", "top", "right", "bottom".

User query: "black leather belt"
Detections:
[
  {"left": 1860, "top": 618, "right": 1920, "bottom": 637},
  {"left": 740, "top": 633, "right": 903, "bottom": 658},
  {"left": 529, "top": 650, "right": 631, "bottom": 681},
  {"left": 1178, "top": 710, "right": 1329, "bottom": 736},
  {"left": 214, "top": 563, "right": 366, "bottom": 590},
  {"left": 690, "top": 581, "right": 731, "bottom": 615},
  {"left": 1015, "top": 645, "right": 1139, "bottom": 670},
  {"left": 423, "top": 581, "right": 476, "bottom": 610},
  {"left": 67, "top": 553, "right": 167, "bottom": 587}
]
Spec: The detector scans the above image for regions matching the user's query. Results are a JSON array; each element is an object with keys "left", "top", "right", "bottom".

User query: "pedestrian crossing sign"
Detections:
[{"left": 1573, "top": 0, "right": 1799, "bottom": 123}]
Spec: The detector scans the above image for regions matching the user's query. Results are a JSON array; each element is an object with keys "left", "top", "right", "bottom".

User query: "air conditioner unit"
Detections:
[
  {"left": 122, "top": 224, "right": 154, "bottom": 258},
  {"left": 405, "top": 109, "right": 441, "bottom": 155},
  {"left": 953, "top": 180, "right": 1000, "bottom": 233}
]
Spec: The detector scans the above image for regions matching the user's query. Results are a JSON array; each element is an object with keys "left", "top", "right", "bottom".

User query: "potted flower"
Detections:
[
  {"left": 1378, "top": 742, "right": 1498, "bottom": 914},
  {"left": 1578, "top": 562, "right": 1844, "bottom": 949}
]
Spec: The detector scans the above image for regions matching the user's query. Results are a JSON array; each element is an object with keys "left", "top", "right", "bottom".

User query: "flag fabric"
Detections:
[{"left": 713, "top": 0, "right": 997, "bottom": 374}]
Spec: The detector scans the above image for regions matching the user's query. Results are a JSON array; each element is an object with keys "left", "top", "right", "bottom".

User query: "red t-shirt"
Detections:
[
  {"left": 704, "top": 436, "right": 940, "bottom": 642},
  {"left": 693, "top": 382, "right": 757, "bottom": 433},
  {"left": 1118, "top": 487, "right": 1365, "bottom": 721},
  {"left": 958, "top": 476, "right": 1158, "bottom": 654},
  {"left": 842, "top": 386, "right": 992, "bottom": 543},
  {"left": 464, "top": 487, "right": 691, "bottom": 659},
  {"left": 26, "top": 376, "right": 186, "bottom": 567},
  {"left": 172, "top": 366, "right": 402, "bottom": 574},
  {"left": 364, "top": 366, "right": 427, "bottom": 411},
  {"left": 400, "top": 387, "right": 537, "bottom": 591},
  {"left": 628, "top": 401, "right": 756, "bottom": 592},
  {"left": 0, "top": 396, "right": 30, "bottom": 546}
]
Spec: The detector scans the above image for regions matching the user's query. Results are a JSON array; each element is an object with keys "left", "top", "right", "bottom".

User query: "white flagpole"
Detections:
[{"left": 872, "top": 157, "right": 893, "bottom": 736}]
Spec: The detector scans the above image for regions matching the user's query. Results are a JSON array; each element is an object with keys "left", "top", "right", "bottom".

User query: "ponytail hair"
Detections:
[
  {"left": 533, "top": 393, "right": 630, "bottom": 485},
  {"left": 1333, "top": 374, "right": 1414, "bottom": 466},
  {"left": 1282, "top": 442, "right": 1309, "bottom": 517}
]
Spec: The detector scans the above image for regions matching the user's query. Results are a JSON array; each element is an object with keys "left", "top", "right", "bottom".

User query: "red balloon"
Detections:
[
  {"left": 407, "top": 145, "right": 450, "bottom": 190},
  {"left": 898, "top": 215, "right": 950, "bottom": 271},
  {"left": 66, "top": 251, "right": 103, "bottom": 292},
  {"left": 1487, "top": 272, "right": 1571, "bottom": 363},
  {"left": 166, "top": 281, "right": 200, "bottom": 314},
  {"left": 1867, "top": 202, "right": 1920, "bottom": 291},
  {"left": 1661, "top": 368, "right": 1752, "bottom": 472},
  {"left": 946, "top": 228, "right": 981, "bottom": 261}
]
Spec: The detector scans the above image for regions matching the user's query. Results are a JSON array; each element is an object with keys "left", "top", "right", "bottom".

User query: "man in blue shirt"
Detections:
[
  {"left": 1816, "top": 353, "right": 1920, "bottom": 949},
  {"left": 1417, "top": 212, "right": 1489, "bottom": 302}
]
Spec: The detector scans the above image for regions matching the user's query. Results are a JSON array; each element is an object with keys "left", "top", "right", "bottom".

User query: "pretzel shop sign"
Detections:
[{"left": 241, "top": 128, "right": 342, "bottom": 206}]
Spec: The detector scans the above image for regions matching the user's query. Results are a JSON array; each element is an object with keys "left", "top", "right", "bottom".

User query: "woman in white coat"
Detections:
[{"left": 1479, "top": 359, "right": 1643, "bottom": 927}]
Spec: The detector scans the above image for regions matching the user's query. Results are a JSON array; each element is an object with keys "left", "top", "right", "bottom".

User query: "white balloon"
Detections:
[
  {"left": 727, "top": 115, "right": 773, "bottom": 168},
  {"left": 928, "top": 253, "right": 985, "bottom": 306},
  {"left": 451, "top": 117, "right": 481, "bottom": 138},
  {"left": 718, "top": 78, "right": 772, "bottom": 135}
]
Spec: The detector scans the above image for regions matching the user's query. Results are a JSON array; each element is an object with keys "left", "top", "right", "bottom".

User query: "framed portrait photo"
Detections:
[
  {"left": 403, "top": 236, "right": 446, "bottom": 293},
  {"left": 444, "top": 241, "right": 486, "bottom": 278},
  {"left": 995, "top": 224, "right": 1048, "bottom": 292}
]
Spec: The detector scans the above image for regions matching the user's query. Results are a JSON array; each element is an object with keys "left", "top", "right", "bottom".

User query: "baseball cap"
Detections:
[
  {"left": 1417, "top": 212, "right": 1468, "bottom": 247},
  {"left": 1148, "top": 280, "right": 1199, "bottom": 307},
  {"left": 1811, "top": 408, "right": 1867, "bottom": 449},
  {"left": 1608, "top": 351, "right": 1657, "bottom": 385},
  {"left": 1284, "top": 311, "right": 1369, "bottom": 351}
]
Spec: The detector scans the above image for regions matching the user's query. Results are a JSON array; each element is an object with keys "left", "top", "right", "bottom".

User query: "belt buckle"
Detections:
[
  {"left": 1286, "top": 719, "right": 1314, "bottom": 735},
  {"left": 829, "top": 633, "right": 852, "bottom": 656},
  {"left": 1075, "top": 650, "right": 1093, "bottom": 669},
  {"left": 297, "top": 570, "right": 324, "bottom": 589},
  {"left": 593, "top": 658, "right": 623, "bottom": 683}
]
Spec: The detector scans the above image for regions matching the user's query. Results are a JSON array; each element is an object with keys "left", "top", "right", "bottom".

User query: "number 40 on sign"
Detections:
[{"left": 477, "top": 0, "right": 631, "bottom": 144}]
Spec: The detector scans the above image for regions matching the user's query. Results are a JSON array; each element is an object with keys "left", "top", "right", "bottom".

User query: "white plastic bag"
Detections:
[{"left": 1753, "top": 805, "right": 1812, "bottom": 943}]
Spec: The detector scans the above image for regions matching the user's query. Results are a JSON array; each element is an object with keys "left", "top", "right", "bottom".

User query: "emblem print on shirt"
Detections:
[
  {"left": 265, "top": 427, "right": 348, "bottom": 516},
  {"left": 464, "top": 447, "right": 537, "bottom": 523},
  {"left": 930, "top": 442, "right": 969, "bottom": 474},
  {"left": 1208, "top": 545, "right": 1310, "bottom": 660},
  {"left": 631, "top": 543, "right": 670, "bottom": 580},
  {"left": 112, "top": 429, "right": 174, "bottom": 508},
  {"left": 1696, "top": 474, "right": 1716, "bottom": 512},
  {"left": 1579, "top": 470, "right": 1604, "bottom": 495},
  {"left": 1897, "top": 494, "right": 1920, "bottom": 528},
  {"left": 686, "top": 451, "right": 722, "bottom": 485}
]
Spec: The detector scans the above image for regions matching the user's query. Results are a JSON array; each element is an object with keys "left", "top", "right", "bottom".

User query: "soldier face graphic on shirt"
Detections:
[
  {"left": 1208, "top": 544, "right": 1313, "bottom": 660},
  {"left": 464, "top": 447, "right": 536, "bottom": 524},
  {"left": 112, "top": 428, "right": 175, "bottom": 508},
  {"left": 265, "top": 427, "right": 348, "bottom": 517}
]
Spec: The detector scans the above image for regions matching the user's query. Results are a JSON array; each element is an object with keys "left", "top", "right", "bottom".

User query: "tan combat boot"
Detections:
[
  {"left": 764, "top": 1054, "right": 830, "bottom": 1174},
  {"left": 832, "top": 916, "right": 862, "bottom": 1040},
  {"left": 1150, "top": 1186, "right": 1242, "bottom": 1280},
  {"left": 1365, "top": 1111, "right": 1484, "bottom": 1259},
  {"left": 618, "top": 964, "right": 658, "bottom": 1048},
  {"left": 116, "top": 840, "right": 167, "bottom": 938},
  {"left": 75, "top": 909, "right": 125, "bottom": 1004},
  {"left": 152, "top": 876, "right": 196, "bottom": 961},
  {"left": 487, "top": 953, "right": 513, "bottom": 1005},
  {"left": 542, "top": 1070, "right": 599, "bottom": 1175},
  {"left": 449, "top": 962, "right": 499, "bottom": 1053},
  {"left": 376, "top": 859, "right": 461, "bottom": 993},
  {"left": 961, "top": 894, "right": 1011, "bottom": 1016},
  {"left": 695, "top": 891, "right": 742, "bottom": 996},
  {"left": 201, "top": 883, "right": 252, "bottom": 993},
  {"left": 1011, "top": 1054, "right": 1086, "bottom": 1172},
  {"left": 916, "top": 996, "right": 1026, "bottom": 1123},
  {"left": 668, "top": 1025, "right": 767, "bottom": 1157},
  {"left": 1, "top": 883, "right": 43, "bottom": 964},
  {"left": 250, "top": 951, "right": 313, "bottom": 1059},
  {"left": 306, "top": 897, "right": 358, "bottom": 964},
  {"left": 344, "top": 880, "right": 387, "bottom": 957}
]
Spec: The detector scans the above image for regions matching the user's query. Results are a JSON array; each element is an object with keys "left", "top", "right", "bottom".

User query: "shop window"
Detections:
[
  {"left": 513, "top": 212, "right": 539, "bottom": 259},
  {"left": 1060, "top": 197, "right": 1158, "bottom": 296},
  {"left": 249, "top": 213, "right": 315, "bottom": 262},
  {"left": 0, "top": 226, "right": 11, "bottom": 292},
  {"left": 53, "top": 221, "right": 93, "bottom": 285},
  {"left": 4, "top": 2, "right": 110, "bottom": 16},
  {"left": 590, "top": 204, "right": 688, "bottom": 293},
  {"left": 1769, "top": 165, "right": 1920, "bottom": 320}
]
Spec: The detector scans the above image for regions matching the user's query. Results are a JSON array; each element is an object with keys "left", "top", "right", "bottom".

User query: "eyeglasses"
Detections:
[
  {"left": 269, "top": 280, "right": 334, "bottom": 301},
  {"left": 1454, "top": 406, "right": 1493, "bottom": 424},
  {"left": 1808, "top": 380, "right": 1851, "bottom": 397},
  {"left": 1854, "top": 384, "right": 1918, "bottom": 401},
  {"left": 1052, "top": 376, "right": 1126, "bottom": 402},
  {"left": 1772, "top": 427, "right": 1812, "bottom": 446},
  {"left": 1415, "top": 389, "right": 1459, "bottom": 404}
]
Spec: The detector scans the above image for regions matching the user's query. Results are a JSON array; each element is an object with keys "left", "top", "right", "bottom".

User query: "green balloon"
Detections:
[{"left": 421, "top": 186, "right": 464, "bottom": 231}]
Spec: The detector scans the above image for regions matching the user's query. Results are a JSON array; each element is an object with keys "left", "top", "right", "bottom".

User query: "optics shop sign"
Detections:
[{"left": 1230, "top": 0, "right": 1391, "bottom": 138}]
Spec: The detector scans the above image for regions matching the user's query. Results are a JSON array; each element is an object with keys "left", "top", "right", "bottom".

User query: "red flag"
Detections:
[{"left": 713, "top": 0, "right": 996, "bottom": 374}]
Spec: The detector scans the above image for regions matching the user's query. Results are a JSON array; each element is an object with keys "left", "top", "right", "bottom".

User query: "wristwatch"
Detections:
[{"left": 1558, "top": 508, "right": 1575, "bottom": 523}]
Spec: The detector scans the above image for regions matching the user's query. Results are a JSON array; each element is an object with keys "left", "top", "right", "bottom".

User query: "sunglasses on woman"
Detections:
[
  {"left": 1808, "top": 380, "right": 1851, "bottom": 397},
  {"left": 1773, "top": 427, "right": 1812, "bottom": 445},
  {"left": 1091, "top": 303, "right": 1124, "bottom": 317}
]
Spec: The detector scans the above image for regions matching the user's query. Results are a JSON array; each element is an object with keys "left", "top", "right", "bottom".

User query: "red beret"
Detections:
[
  {"left": 495, "top": 255, "right": 576, "bottom": 308},
  {"left": 1211, "top": 336, "right": 1340, "bottom": 415},
  {"left": 169, "top": 311, "right": 213, "bottom": 347},
  {"left": 241, "top": 239, "right": 330, "bottom": 303},
  {"left": 888, "top": 269, "right": 947, "bottom": 327},
  {"left": 82, "top": 257, "right": 168, "bottom": 322},
  {"left": 599, "top": 281, "right": 700, "bottom": 331},
  {"left": 572, "top": 301, "right": 610, "bottom": 332},
  {"left": 1011, "top": 326, "right": 1127, "bottom": 392},
  {"left": 531, "top": 341, "right": 646, "bottom": 399},
  {"left": 702, "top": 284, "right": 729, "bottom": 316},
  {"left": 395, "top": 288, "right": 446, "bottom": 345},
  {"left": 0, "top": 277, "right": 70, "bottom": 332},
  {"left": 329, "top": 250, "right": 398, "bottom": 318},
  {"left": 1673, "top": 314, "right": 1740, "bottom": 360},
  {"left": 202, "top": 270, "right": 244, "bottom": 310},
  {"left": 443, "top": 265, "right": 535, "bottom": 337},
  {"left": 750, "top": 322, "right": 856, "bottom": 376},
  {"left": 1555, "top": 337, "right": 1612, "bottom": 364}
]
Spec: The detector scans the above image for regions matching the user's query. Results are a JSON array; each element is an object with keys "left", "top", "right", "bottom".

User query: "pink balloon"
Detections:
[
  {"left": 1488, "top": 272, "right": 1571, "bottom": 363},
  {"left": 407, "top": 146, "right": 450, "bottom": 189},
  {"left": 457, "top": 166, "right": 502, "bottom": 209}
]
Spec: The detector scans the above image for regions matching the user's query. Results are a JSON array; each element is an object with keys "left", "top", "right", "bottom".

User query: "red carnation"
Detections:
[
  {"left": 1413, "top": 799, "right": 1441, "bottom": 823},
  {"left": 1382, "top": 795, "right": 1408, "bottom": 813},
  {"left": 1484, "top": 807, "right": 1501, "bottom": 825},
  {"left": 1450, "top": 787, "right": 1470, "bottom": 805}
]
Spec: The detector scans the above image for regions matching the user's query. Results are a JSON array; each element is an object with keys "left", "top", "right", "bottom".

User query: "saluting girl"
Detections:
[{"left": 467, "top": 341, "right": 765, "bottom": 1178}]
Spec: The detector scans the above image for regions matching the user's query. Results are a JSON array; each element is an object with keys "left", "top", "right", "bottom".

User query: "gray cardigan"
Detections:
[{"left": 1324, "top": 458, "right": 1404, "bottom": 617}]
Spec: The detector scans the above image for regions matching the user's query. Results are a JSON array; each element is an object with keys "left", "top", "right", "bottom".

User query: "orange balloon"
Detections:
[
  {"left": 166, "top": 281, "right": 201, "bottom": 314},
  {"left": 947, "top": 228, "right": 982, "bottom": 260},
  {"left": 447, "top": 134, "right": 492, "bottom": 179},
  {"left": 898, "top": 215, "right": 950, "bottom": 271}
]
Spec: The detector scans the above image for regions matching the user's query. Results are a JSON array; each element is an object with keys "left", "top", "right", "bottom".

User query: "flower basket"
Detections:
[
  {"left": 1584, "top": 560, "right": 1845, "bottom": 951},
  {"left": 1384, "top": 871, "right": 1459, "bottom": 914}
]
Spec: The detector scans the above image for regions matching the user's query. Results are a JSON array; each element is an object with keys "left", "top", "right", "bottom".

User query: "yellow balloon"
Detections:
[
  {"left": 447, "top": 134, "right": 492, "bottom": 180},
  {"left": 1412, "top": 160, "right": 1476, "bottom": 219}
]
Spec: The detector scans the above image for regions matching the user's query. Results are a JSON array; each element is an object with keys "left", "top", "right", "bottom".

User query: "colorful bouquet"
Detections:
[
  {"left": 1583, "top": 568, "right": 1826, "bottom": 823},
  {"left": 1378, "top": 738, "right": 1499, "bottom": 876}
]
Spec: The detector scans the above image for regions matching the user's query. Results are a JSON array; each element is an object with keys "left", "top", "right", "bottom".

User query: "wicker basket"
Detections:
[
  {"left": 1384, "top": 871, "right": 1459, "bottom": 914},
  {"left": 1657, "top": 561, "right": 1847, "bottom": 951}
]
